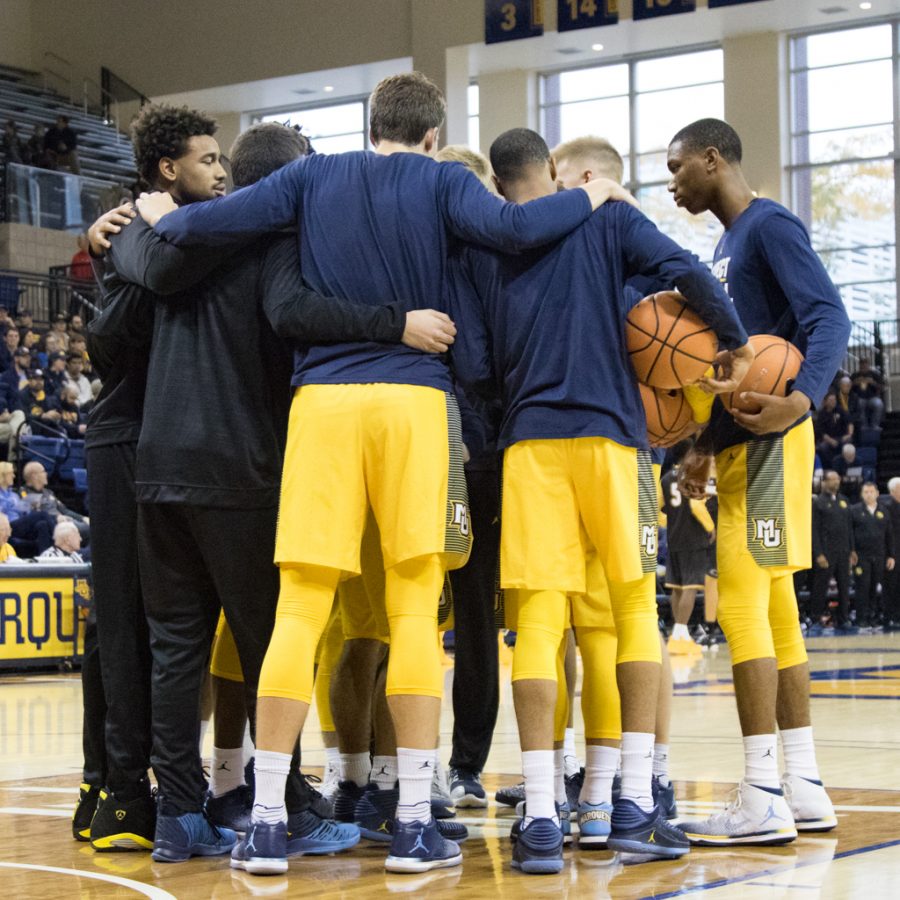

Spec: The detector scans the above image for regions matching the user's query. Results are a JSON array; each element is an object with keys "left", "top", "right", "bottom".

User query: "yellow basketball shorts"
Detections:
[
  {"left": 338, "top": 512, "right": 390, "bottom": 643},
  {"left": 210, "top": 612, "right": 243, "bottom": 683},
  {"left": 501, "top": 437, "right": 658, "bottom": 592},
  {"left": 714, "top": 418, "right": 813, "bottom": 668},
  {"left": 275, "top": 383, "right": 472, "bottom": 574}
]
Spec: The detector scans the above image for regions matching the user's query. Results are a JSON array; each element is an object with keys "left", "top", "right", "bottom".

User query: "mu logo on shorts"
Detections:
[
  {"left": 452, "top": 501, "right": 470, "bottom": 537},
  {"left": 641, "top": 524, "right": 657, "bottom": 558},
  {"left": 753, "top": 517, "right": 783, "bottom": 550}
]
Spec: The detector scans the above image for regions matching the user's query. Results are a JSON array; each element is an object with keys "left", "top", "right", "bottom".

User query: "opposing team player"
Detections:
[
  {"left": 449, "top": 128, "right": 752, "bottom": 873},
  {"left": 668, "top": 118, "right": 850, "bottom": 844},
  {"left": 137, "top": 73, "right": 632, "bottom": 874}
]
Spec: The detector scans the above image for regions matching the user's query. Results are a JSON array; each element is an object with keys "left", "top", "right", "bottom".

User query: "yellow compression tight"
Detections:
[
  {"left": 717, "top": 566, "right": 808, "bottom": 669},
  {"left": 511, "top": 590, "right": 569, "bottom": 684},
  {"left": 313, "top": 602, "right": 345, "bottom": 733},
  {"left": 384, "top": 554, "right": 445, "bottom": 699},
  {"left": 576, "top": 621, "right": 622, "bottom": 741},
  {"left": 610, "top": 573, "right": 661, "bottom": 665},
  {"left": 258, "top": 565, "right": 340, "bottom": 704}
]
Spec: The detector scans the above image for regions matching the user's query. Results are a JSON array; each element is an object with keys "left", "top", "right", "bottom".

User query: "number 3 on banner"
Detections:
[{"left": 500, "top": 2, "right": 517, "bottom": 30}]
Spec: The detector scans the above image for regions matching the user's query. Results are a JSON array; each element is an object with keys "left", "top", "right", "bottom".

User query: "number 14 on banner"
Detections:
[{"left": 558, "top": 0, "right": 618, "bottom": 31}]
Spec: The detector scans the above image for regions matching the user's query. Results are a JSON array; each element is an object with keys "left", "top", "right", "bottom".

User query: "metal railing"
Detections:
[
  {"left": 0, "top": 267, "right": 99, "bottom": 325},
  {"left": 41, "top": 51, "right": 74, "bottom": 104},
  {"left": 842, "top": 319, "right": 900, "bottom": 410}
]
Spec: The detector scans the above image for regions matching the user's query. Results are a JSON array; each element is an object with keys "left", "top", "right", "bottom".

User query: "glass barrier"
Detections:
[{"left": 3, "top": 162, "right": 129, "bottom": 232}]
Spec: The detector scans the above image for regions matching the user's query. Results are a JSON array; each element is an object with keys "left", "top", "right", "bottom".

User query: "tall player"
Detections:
[
  {"left": 667, "top": 119, "right": 850, "bottom": 843},
  {"left": 449, "top": 128, "right": 752, "bottom": 873},
  {"left": 137, "top": 73, "right": 632, "bottom": 874}
]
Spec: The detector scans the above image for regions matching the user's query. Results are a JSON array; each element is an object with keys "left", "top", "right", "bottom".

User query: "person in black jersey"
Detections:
[
  {"left": 810, "top": 470, "right": 854, "bottom": 631},
  {"left": 84, "top": 109, "right": 455, "bottom": 861},
  {"left": 851, "top": 482, "right": 895, "bottom": 629}
]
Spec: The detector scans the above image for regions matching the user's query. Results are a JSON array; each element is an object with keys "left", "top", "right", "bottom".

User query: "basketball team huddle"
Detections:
[{"left": 79, "top": 71, "right": 850, "bottom": 877}]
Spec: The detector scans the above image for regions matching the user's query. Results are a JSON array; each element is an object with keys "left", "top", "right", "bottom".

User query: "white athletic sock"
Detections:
[
  {"left": 653, "top": 742, "right": 670, "bottom": 786},
  {"left": 563, "top": 728, "right": 580, "bottom": 776},
  {"left": 241, "top": 723, "right": 255, "bottom": 769},
  {"left": 251, "top": 749, "right": 291, "bottom": 825},
  {"left": 744, "top": 734, "right": 780, "bottom": 790},
  {"left": 397, "top": 747, "right": 434, "bottom": 823},
  {"left": 780, "top": 726, "right": 821, "bottom": 782},
  {"left": 371, "top": 754, "right": 398, "bottom": 790},
  {"left": 583, "top": 745, "right": 620, "bottom": 806},
  {"left": 324, "top": 745, "right": 340, "bottom": 771},
  {"left": 619, "top": 732, "right": 655, "bottom": 812},
  {"left": 340, "top": 752, "right": 371, "bottom": 788},
  {"left": 523, "top": 750, "right": 558, "bottom": 824},
  {"left": 210, "top": 746, "right": 245, "bottom": 797},
  {"left": 672, "top": 624, "right": 691, "bottom": 641},
  {"left": 554, "top": 747, "right": 567, "bottom": 806}
]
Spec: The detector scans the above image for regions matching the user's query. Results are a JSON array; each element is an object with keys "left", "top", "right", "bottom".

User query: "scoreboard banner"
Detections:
[
  {"left": 485, "top": 0, "right": 545, "bottom": 44},
  {"left": 558, "top": 0, "right": 618, "bottom": 31},
  {"left": 632, "top": 0, "right": 696, "bottom": 19},
  {"left": 0, "top": 564, "right": 91, "bottom": 668}
]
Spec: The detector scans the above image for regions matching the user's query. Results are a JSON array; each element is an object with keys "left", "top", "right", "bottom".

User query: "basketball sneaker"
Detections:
[
  {"left": 781, "top": 774, "right": 837, "bottom": 832},
  {"left": 385, "top": 818, "right": 462, "bottom": 873},
  {"left": 205, "top": 784, "right": 252, "bottom": 833},
  {"left": 667, "top": 635, "right": 702, "bottom": 657},
  {"left": 285, "top": 808, "right": 360, "bottom": 855},
  {"left": 230, "top": 821, "right": 288, "bottom": 875},
  {"left": 355, "top": 785, "right": 468, "bottom": 843},
  {"left": 652, "top": 776, "right": 678, "bottom": 821},
  {"left": 577, "top": 801, "right": 613, "bottom": 848},
  {"left": 90, "top": 787, "right": 156, "bottom": 851},
  {"left": 448, "top": 768, "right": 488, "bottom": 808},
  {"left": 320, "top": 757, "right": 340, "bottom": 804},
  {"left": 679, "top": 780, "right": 797, "bottom": 846},
  {"left": 607, "top": 799, "right": 690, "bottom": 858},
  {"left": 511, "top": 803, "right": 571, "bottom": 845},
  {"left": 511, "top": 817, "right": 564, "bottom": 875},
  {"left": 333, "top": 780, "right": 366, "bottom": 822},
  {"left": 151, "top": 809, "right": 237, "bottom": 862},
  {"left": 72, "top": 783, "right": 101, "bottom": 841},
  {"left": 495, "top": 781, "right": 525, "bottom": 807},
  {"left": 565, "top": 768, "right": 584, "bottom": 810},
  {"left": 431, "top": 759, "right": 456, "bottom": 819}
]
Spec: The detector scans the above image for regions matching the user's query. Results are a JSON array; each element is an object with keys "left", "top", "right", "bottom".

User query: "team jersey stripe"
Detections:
[
  {"left": 637, "top": 450, "right": 659, "bottom": 573},
  {"left": 745, "top": 437, "right": 789, "bottom": 566}
]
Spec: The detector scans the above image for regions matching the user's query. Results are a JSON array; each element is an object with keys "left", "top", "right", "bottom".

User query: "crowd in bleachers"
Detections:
[{"left": 2, "top": 114, "right": 81, "bottom": 174}]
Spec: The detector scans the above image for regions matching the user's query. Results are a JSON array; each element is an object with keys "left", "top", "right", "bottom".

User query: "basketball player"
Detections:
[
  {"left": 667, "top": 118, "right": 851, "bottom": 843},
  {"left": 98, "top": 111, "right": 453, "bottom": 862},
  {"left": 137, "top": 72, "right": 632, "bottom": 875},
  {"left": 449, "top": 128, "right": 752, "bottom": 873}
]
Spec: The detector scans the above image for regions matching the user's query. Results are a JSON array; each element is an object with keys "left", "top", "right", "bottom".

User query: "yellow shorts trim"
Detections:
[{"left": 209, "top": 612, "right": 243, "bottom": 682}]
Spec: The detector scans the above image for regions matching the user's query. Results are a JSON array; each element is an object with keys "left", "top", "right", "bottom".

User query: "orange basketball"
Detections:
[
  {"left": 626, "top": 291, "right": 717, "bottom": 390},
  {"left": 722, "top": 334, "right": 804, "bottom": 414},
  {"left": 639, "top": 383, "right": 698, "bottom": 448}
]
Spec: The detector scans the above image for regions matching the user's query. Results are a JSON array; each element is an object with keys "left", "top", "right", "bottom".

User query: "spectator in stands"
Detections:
[
  {"left": 44, "top": 351, "right": 67, "bottom": 395},
  {"left": 25, "top": 124, "right": 50, "bottom": 168},
  {"left": 0, "top": 374, "right": 25, "bottom": 460},
  {"left": 7, "top": 346, "right": 31, "bottom": 391},
  {"left": 0, "top": 461, "right": 54, "bottom": 554},
  {"left": 851, "top": 482, "right": 895, "bottom": 630},
  {"left": 70, "top": 235, "right": 93, "bottom": 282},
  {"left": 37, "top": 331, "right": 64, "bottom": 368},
  {"left": 810, "top": 470, "right": 854, "bottom": 631},
  {"left": 2, "top": 120, "right": 23, "bottom": 164},
  {"left": 44, "top": 115, "right": 80, "bottom": 175},
  {"left": 21, "top": 328, "right": 40, "bottom": 356},
  {"left": 0, "top": 512, "right": 17, "bottom": 562},
  {"left": 0, "top": 308, "right": 10, "bottom": 331},
  {"left": 69, "top": 313, "right": 85, "bottom": 334},
  {"left": 49, "top": 315, "right": 70, "bottom": 352},
  {"left": 37, "top": 519, "right": 84, "bottom": 563},
  {"left": 885, "top": 477, "right": 900, "bottom": 631},
  {"left": 63, "top": 351, "right": 93, "bottom": 406},
  {"left": 16, "top": 309, "right": 33, "bottom": 330},
  {"left": 833, "top": 443, "right": 865, "bottom": 502},
  {"left": 57, "top": 384, "right": 86, "bottom": 438},
  {"left": 851, "top": 358, "right": 885, "bottom": 429},
  {"left": 815, "top": 392, "right": 854, "bottom": 467},
  {"left": 22, "top": 460, "right": 90, "bottom": 540},
  {"left": 20, "top": 368, "right": 62, "bottom": 428},
  {"left": 68, "top": 333, "right": 88, "bottom": 360},
  {"left": 0, "top": 324, "right": 20, "bottom": 373}
]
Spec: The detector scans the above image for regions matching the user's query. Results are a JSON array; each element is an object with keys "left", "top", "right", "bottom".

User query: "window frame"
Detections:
[{"left": 249, "top": 94, "right": 371, "bottom": 152}]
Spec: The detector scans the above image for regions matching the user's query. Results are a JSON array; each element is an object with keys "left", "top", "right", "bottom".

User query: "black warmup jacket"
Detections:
[{"left": 99, "top": 215, "right": 407, "bottom": 508}]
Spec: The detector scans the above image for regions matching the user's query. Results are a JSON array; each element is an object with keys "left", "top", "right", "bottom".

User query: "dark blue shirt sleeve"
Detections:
[
  {"left": 754, "top": 212, "right": 851, "bottom": 407},
  {"left": 438, "top": 163, "right": 593, "bottom": 253},
  {"left": 156, "top": 158, "right": 307, "bottom": 246},
  {"left": 618, "top": 205, "right": 748, "bottom": 351}
]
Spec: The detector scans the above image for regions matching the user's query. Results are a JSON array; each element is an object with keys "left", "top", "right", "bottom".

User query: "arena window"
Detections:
[
  {"left": 468, "top": 83, "right": 480, "bottom": 152},
  {"left": 790, "top": 22, "right": 896, "bottom": 321},
  {"left": 541, "top": 46, "right": 724, "bottom": 263},
  {"left": 254, "top": 98, "right": 368, "bottom": 153}
]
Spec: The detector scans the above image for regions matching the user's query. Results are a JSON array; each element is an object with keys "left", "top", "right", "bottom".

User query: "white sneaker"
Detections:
[
  {"left": 781, "top": 773, "right": 837, "bottom": 832},
  {"left": 431, "top": 757, "right": 455, "bottom": 818},
  {"left": 680, "top": 780, "right": 797, "bottom": 846},
  {"left": 320, "top": 756, "right": 340, "bottom": 802}
]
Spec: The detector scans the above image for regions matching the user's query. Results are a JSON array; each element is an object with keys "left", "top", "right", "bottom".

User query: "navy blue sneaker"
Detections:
[
  {"left": 230, "top": 821, "right": 288, "bottom": 875},
  {"left": 355, "top": 785, "right": 468, "bottom": 843},
  {"left": 607, "top": 799, "right": 689, "bottom": 858},
  {"left": 449, "top": 768, "right": 488, "bottom": 808},
  {"left": 511, "top": 804, "right": 570, "bottom": 845},
  {"left": 565, "top": 768, "right": 584, "bottom": 810},
  {"left": 151, "top": 810, "right": 237, "bottom": 863},
  {"left": 495, "top": 782, "right": 525, "bottom": 807},
  {"left": 385, "top": 818, "right": 462, "bottom": 873},
  {"left": 652, "top": 776, "right": 678, "bottom": 821},
  {"left": 511, "top": 817, "right": 563, "bottom": 875},
  {"left": 612, "top": 774, "right": 621, "bottom": 804},
  {"left": 286, "top": 808, "right": 359, "bottom": 855},
  {"left": 333, "top": 781, "right": 366, "bottom": 823},
  {"left": 205, "top": 784, "right": 252, "bottom": 833}
]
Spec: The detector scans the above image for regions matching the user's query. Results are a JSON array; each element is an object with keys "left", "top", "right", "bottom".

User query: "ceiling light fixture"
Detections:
[
  {"left": 591, "top": 43, "right": 604, "bottom": 51},
  {"left": 860, "top": 1, "right": 872, "bottom": 8},
  {"left": 323, "top": 85, "right": 335, "bottom": 92}
]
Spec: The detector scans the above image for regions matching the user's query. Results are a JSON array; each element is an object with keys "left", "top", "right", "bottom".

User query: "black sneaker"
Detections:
[
  {"left": 652, "top": 776, "right": 678, "bottom": 821},
  {"left": 565, "top": 768, "right": 584, "bottom": 810},
  {"left": 205, "top": 784, "right": 252, "bottom": 833},
  {"left": 495, "top": 782, "right": 525, "bottom": 808},
  {"left": 449, "top": 768, "right": 488, "bottom": 808},
  {"left": 333, "top": 780, "right": 366, "bottom": 823},
  {"left": 355, "top": 784, "right": 469, "bottom": 843},
  {"left": 90, "top": 787, "right": 156, "bottom": 851},
  {"left": 72, "top": 783, "right": 101, "bottom": 841},
  {"left": 607, "top": 799, "right": 689, "bottom": 858},
  {"left": 511, "top": 817, "right": 563, "bottom": 875}
]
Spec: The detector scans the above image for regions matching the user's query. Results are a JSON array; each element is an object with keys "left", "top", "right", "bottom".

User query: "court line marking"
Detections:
[
  {"left": 0, "top": 862, "right": 176, "bottom": 899},
  {"left": 638, "top": 837, "right": 900, "bottom": 899},
  {"left": 0, "top": 786, "right": 76, "bottom": 794},
  {"left": 0, "top": 806, "right": 72, "bottom": 818}
]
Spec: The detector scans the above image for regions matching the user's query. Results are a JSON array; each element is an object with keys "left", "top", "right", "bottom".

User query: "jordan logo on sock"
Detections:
[
  {"left": 762, "top": 748, "right": 774, "bottom": 760},
  {"left": 419, "top": 761, "right": 432, "bottom": 770},
  {"left": 376, "top": 766, "right": 389, "bottom": 777},
  {"left": 217, "top": 762, "right": 231, "bottom": 771}
]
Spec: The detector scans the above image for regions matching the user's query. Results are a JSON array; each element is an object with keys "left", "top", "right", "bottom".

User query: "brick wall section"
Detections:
[{"left": 0, "top": 223, "right": 79, "bottom": 273}]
